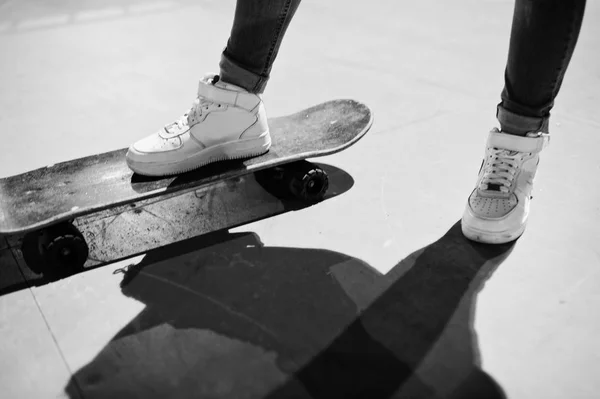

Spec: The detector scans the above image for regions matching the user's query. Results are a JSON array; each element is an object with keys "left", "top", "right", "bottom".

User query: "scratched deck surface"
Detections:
[{"left": 0, "top": 99, "right": 372, "bottom": 234}]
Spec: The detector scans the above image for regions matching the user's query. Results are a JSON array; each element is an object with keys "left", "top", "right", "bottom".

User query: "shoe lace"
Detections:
[
  {"left": 165, "top": 97, "right": 215, "bottom": 133},
  {"left": 480, "top": 148, "right": 523, "bottom": 193}
]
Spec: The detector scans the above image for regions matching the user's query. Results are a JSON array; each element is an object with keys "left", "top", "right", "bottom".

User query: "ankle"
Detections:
[{"left": 496, "top": 105, "right": 549, "bottom": 136}]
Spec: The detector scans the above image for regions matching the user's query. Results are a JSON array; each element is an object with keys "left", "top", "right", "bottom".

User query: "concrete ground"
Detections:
[{"left": 1, "top": 0, "right": 599, "bottom": 398}]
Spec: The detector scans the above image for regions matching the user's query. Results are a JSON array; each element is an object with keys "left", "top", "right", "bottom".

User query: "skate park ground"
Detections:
[{"left": 1, "top": 0, "right": 599, "bottom": 398}]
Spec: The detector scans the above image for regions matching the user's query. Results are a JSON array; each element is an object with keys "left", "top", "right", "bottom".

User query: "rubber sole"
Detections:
[
  {"left": 126, "top": 132, "right": 271, "bottom": 177},
  {"left": 461, "top": 222, "right": 525, "bottom": 244}
]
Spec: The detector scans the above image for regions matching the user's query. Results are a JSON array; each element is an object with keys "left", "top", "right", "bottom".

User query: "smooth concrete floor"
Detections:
[{"left": 1, "top": 0, "right": 599, "bottom": 398}]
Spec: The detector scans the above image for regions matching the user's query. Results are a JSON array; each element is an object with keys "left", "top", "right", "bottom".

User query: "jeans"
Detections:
[
  {"left": 220, "top": 0, "right": 587, "bottom": 134},
  {"left": 219, "top": 0, "right": 302, "bottom": 94},
  {"left": 498, "top": 0, "right": 587, "bottom": 134}
]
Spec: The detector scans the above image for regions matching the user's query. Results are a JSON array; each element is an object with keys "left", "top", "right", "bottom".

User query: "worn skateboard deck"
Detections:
[
  {"left": 3, "top": 162, "right": 354, "bottom": 281},
  {"left": 0, "top": 99, "right": 372, "bottom": 235}
]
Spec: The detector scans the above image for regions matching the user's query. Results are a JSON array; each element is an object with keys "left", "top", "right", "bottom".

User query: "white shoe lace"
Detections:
[
  {"left": 165, "top": 97, "right": 216, "bottom": 134},
  {"left": 479, "top": 148, "right": 522, "bottom": 194}
]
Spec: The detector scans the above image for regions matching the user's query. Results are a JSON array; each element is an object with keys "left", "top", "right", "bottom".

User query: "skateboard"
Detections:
[{"left": 0, "top": 99, "right": 372, "bottom": 274}]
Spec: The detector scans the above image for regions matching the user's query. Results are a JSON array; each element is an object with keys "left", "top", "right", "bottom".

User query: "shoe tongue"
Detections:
[
  {"left": 212, "top": 76, "right": 246, "bottom": 92},
  {"left": 484, "top": 150, "right": 517, "bottom": 192},
  {"left": 495, "top": 148, "right": 519, "bottom": 157},
  {"left": 486, "top": 183, "right": 502, "bottom": 192},
  {"left": 199, "top": 73, "right": 248, "bottom": 97}
]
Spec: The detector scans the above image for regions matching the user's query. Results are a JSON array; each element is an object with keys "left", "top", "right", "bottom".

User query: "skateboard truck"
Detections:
[{"left": 255, "top": 160, "right": 329, "bottom": 204}]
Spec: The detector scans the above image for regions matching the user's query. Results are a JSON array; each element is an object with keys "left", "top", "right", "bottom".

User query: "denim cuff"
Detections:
[
  {"left": 497, "top": 104, "right": 550, "bottom": 134},
  {"left": 219, "top": 53, "right": 268, "bottom": 94}
]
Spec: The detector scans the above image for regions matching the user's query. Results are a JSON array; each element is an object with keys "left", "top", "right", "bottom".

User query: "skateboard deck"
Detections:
[
  {"left": 0, "top": 99, "right": 372, "bottom": 236},
  {"left": 2, "top": 162, "right": 354, "bottom": 282}
]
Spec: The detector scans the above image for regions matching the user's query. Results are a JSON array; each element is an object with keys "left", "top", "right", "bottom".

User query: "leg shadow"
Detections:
[
  {"left": 267, "top": 222, "right": 512, "bottom": 399},
  {"left": 64, "top": 221, "right": 513, "bottom": 399}
]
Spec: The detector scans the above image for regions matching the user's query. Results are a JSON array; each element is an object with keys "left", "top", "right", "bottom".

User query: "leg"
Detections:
[
  {"left": 220, "top": 0, "right": 303, "bottom": 94},
  {"left": 462, "top": 0, "right": 587, "bottom": 244},
  {"left": 498, "top": 0, "right": 587, "bottom": 135},
  {"left": 126, "top": 0, "right": 303, "bottom": 176}
]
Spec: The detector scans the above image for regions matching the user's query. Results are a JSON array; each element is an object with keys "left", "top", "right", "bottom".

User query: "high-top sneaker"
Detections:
[
  {"left": 126, "top": 73, "right": 271, "bottom": 176},
  {"left": 461, "top": 127, "right": 550, "bottom": 244}
]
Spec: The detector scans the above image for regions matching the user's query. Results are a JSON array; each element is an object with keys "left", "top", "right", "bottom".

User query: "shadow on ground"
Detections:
[{"left": 65, "top": 221, "right": 513, "bottom": 399}]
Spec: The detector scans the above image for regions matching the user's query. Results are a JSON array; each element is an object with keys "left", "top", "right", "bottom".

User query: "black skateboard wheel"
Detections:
[
  {"left": 22, "top": 222, "right": 89, "bottom": 275},
  {"left": 43, "top": 223, "right": 89, "bottom": 271},
  {"left": 285, "top": 161, "right": 329, "bottom": 204}
]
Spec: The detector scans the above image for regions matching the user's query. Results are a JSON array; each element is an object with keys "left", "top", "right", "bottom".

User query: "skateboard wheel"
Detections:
[
  {"left": 286, "top": 161, "right": 329, "bottom": 204},
  {"left": 21, "top": 231, "right": 47, "bottom": 274},
  {"left": 40, "top": 222, "right": 89, "bottom": 272}
]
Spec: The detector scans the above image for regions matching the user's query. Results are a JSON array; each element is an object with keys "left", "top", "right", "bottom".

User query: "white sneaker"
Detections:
[
  {"left": 126, "top": 73, "right": 271, "bottom": 176},
  {"left": 461, "top": 128, "right": 550, "bottom": 244}
]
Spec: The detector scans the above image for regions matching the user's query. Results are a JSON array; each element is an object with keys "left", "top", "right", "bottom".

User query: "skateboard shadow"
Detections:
[{"left": 64, "top": 222, "right": 514, "bottom": 399}]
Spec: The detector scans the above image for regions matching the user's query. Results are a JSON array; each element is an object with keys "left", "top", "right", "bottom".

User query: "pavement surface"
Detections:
[{"left": 1, "top": 0, "right": 599, "bottom": 398}]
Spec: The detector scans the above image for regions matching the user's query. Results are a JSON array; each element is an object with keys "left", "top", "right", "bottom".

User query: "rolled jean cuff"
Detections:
[
  {"left": 497, "top": 104, "right": 550, "bottom": 134},
  {"left": 219, "top": 53, "right": 268, "bottom": 94}
]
